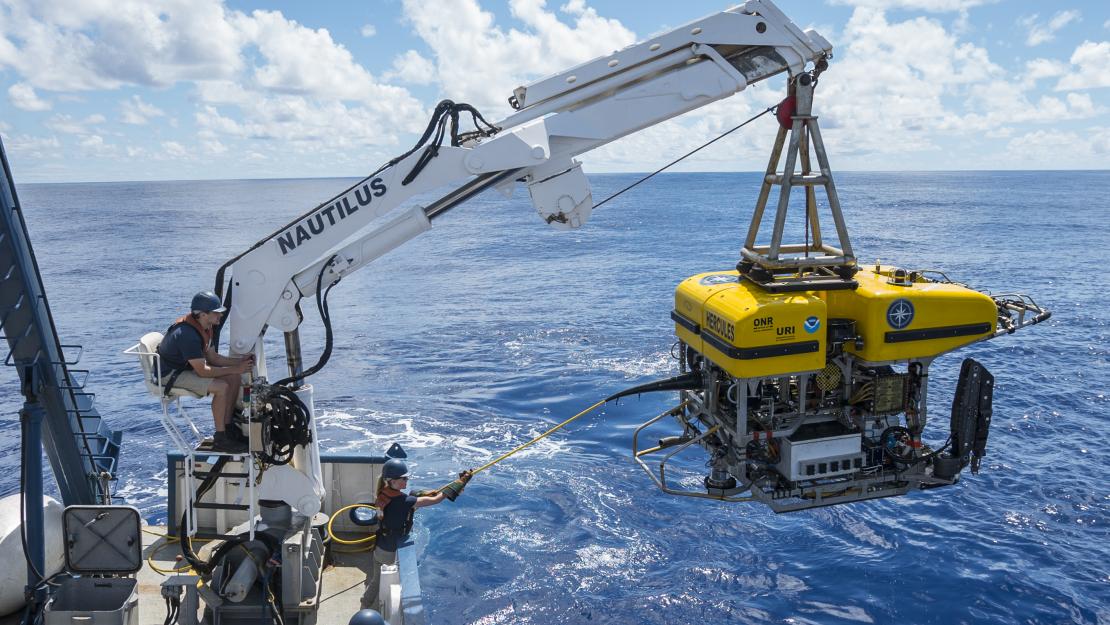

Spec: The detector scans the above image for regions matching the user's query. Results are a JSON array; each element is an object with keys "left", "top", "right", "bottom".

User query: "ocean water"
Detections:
[{"left": 1, "top": 170, "right": 1107, "bottom": 624}]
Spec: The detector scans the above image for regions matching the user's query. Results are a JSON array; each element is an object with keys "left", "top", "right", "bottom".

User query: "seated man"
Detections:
[{"left": 156, "top": 291, "right": 253, "bottom": 453}]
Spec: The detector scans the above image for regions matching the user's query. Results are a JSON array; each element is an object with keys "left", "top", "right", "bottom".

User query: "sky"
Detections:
[{"left": 0, "top": 0, "right": 1107, "bottom": 183}]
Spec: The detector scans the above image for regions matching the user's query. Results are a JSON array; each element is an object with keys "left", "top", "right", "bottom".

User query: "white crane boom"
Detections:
[{"left": 222, "top": 0, "right": 831, "bottom": 359}]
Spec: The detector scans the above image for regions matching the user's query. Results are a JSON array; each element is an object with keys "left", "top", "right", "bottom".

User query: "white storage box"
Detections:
[{"left": 779, "top": 424, "right": 863, "bottom": 481}]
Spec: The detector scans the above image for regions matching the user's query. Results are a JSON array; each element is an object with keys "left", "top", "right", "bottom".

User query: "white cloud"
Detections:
[
  {"left": 194, "top": 97, "right": 414, "bottom": 152},
  {"left": 952, "top": 9, "right": 971, "bottom": 35},
  {"left": 385, "top": 50, "right": 437, "bottom": 85},
  {"left": 119, "top": 95, "right": 165, "bottom": 124},
  {"left": 0, "top": 0, "right": 244, "bottom": 91},
  {"left": 8, "top": 82, "right": 51, "bottom": 111},
  {"left": 1024, "top": 58, "right": 1068, "bottom": 86},
  {"left": 235, "top": 10, "right": 373, "bottom": 99},
  {"left": 807, "top": 8, "right": 1001, "bottom": 156},
  {"left": 78, "top": 134, "right": 116, "bottom": 156},
  {"left": 400, "top": 0, "right": 636, "bottom": 114},
  {"left": 3, "top": 134, "right": 61, "bottom": 159},
  {"left": 1056, "top": 41, "right": 1110, "bottom": 90},
  {"left": 1005, "top": 127, "right": 1110, "bottom": 162},
  {"left": 828, "top": 0, "right": 994, "bottom": 12},
  {"left": 222, "top": 10, "right": 426, "bottom": 135},
  {"left": 360, "top": 24, "right": 376, "bottom": 38},
  {"left": 201, "top": 139, "right": 228, "bottom": 155},
  {"left": 1065, "top": 92, "right": 1097, "bottom": 116},
  {"left": 1019, "top": 10, "right": 1081, "bottom": 47},
  {"left": 161, "top": 141, "right": 188, "bottom": 159},
  {"left": 1, "top": 2, "right": 428, "bottom": 159},
  {"left": 44, "top": 113, "right": 105, "bottom": 135},
  {"left": 950, "top": 80, "right": 1102, "bottom": 133}
]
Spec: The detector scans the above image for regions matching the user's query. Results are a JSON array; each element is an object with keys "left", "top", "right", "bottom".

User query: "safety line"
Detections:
[{"left": 591, "top": 106, "right": 776, "bottom": 211}]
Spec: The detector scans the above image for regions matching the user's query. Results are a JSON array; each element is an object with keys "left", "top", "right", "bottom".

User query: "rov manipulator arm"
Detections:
[{"left": 214, "top": 0, "right": 833, "bottom": 366}]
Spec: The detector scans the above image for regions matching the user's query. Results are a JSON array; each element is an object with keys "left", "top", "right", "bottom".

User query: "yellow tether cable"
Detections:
[{"left": 141, "top": 527, "right": 209, "bottom": 576}]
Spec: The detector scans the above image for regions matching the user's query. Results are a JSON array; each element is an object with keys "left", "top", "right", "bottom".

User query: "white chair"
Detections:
[{"left": 127, "top": 331, "right": 206, "bottom": 450}]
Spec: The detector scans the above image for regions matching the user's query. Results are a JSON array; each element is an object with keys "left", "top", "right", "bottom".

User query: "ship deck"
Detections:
[
  {"left": 1, "top": 525, "right": 386, "bottom": 625},
  {"left": 145, "top": 525, "right": 385, "bottom": 624}
]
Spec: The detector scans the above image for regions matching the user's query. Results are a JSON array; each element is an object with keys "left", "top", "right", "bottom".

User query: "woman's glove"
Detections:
[{"left": 442, "top": 470, "right": 474, "bottom": 502}]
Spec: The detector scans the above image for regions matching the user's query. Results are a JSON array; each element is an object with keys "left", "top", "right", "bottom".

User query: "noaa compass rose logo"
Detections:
[
  {"left": 803, "top": 316, "right": 821, "bottom": 334},
  {"left": 887, "top": 299, "right": 915, "bottom": 329}
]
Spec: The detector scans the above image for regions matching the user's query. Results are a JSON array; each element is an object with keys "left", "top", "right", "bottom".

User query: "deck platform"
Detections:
[{"left": 1, "top": 525, "right": 377, "bottom": 625}]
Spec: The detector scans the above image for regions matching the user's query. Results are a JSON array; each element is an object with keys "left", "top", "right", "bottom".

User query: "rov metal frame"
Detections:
[{"left": 631, "top": 404, "right": 755, "bottom": 502}]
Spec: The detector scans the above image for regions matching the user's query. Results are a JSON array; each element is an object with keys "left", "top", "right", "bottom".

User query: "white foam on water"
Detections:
[
  {"left": 579, "top": 350, "right": 674, "bottom": 379},
  {"left": 316, "top": 407, "right": 576, "bottom": 471}
]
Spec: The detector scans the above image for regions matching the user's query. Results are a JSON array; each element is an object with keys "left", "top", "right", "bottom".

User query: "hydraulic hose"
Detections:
[{"left": 179, "top": 456, "right": 231, "bottom": 575}]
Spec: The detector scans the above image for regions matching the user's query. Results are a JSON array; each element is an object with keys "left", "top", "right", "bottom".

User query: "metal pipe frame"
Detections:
[{"left": 632, "top": 405, "right": 754, "bottom": 502}]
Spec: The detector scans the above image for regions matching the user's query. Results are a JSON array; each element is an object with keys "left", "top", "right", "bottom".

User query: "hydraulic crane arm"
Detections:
[{"left": 222, "top": 0, "right": 832, "bottom": 358}]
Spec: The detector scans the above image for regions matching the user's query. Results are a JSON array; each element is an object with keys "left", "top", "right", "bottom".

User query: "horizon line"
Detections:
[{"left": 16, "top": 168, "right": 1110, "bottom": 186}]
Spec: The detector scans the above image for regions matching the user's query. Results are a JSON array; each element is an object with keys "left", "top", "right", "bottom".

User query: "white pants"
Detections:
[{"left": 361, "top": 548, "right": 397, "bottom": 610}]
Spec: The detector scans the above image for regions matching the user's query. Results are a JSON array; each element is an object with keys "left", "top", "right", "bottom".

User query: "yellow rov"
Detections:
[{"left": 634, "top": 73, "right": 1049, "bottom": 511}]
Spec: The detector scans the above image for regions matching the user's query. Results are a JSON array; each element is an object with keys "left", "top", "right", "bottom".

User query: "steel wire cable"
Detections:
[{"left": 590, "top": 106, "right": 776, "bottom": 211}]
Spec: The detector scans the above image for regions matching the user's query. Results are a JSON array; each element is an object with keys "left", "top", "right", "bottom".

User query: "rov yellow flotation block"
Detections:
[
  {"left": 823, "top": 266, "right": 996, "bottom": 364},
  {"left": 672, "top": 271, "right": 826, "bottom": 378},
  {"left": 673, "top": 266, "right": 997, "bottom": 376}
]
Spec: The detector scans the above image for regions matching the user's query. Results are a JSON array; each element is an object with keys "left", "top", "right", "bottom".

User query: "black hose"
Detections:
[
  {"left": 179, "top": 456, "right": 231, "bottom": 574},
  {"left": 273, "top": 257, "right": 337, "bottom": 388},
  {"left": 257, "top": 386, "right": 312, "bottom": 466},
  {"left": 605, "top": 371, "right": 702, "bottom": 403}
]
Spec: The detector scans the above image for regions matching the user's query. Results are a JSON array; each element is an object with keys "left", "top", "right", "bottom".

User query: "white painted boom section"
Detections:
[{"left": 511, "top": 0, "right": 825, "bottom": 111}]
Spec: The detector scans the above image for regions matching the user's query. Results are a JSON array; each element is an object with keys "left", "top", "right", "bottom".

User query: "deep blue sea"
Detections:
[{"left": 1, "top": 170, "right": 1108, "bottom": 624}]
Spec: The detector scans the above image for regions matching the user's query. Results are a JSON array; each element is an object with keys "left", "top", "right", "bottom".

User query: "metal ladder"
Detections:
[
  {"left": 739, "top": 71, "right": 858, "bottom": 293},
  {"left": 0, "top": 139, "right": 119, "bottom": 505},
  {"left": 184, "top": 452, "right": 257, "bottom": 541}
]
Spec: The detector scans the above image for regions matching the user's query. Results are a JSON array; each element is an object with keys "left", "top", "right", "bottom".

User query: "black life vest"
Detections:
[{"left": 374, "top": 487, "right": 416, "bottom": 546}]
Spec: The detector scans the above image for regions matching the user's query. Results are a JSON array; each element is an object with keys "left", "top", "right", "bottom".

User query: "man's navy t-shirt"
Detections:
[{"left": 156, "top": 324, "right": 208, "bottom": 376}]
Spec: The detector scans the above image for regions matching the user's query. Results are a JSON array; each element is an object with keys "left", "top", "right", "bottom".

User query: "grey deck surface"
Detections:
[
  {"left": 0, "top": 525, "right": 374, "bottom": 625},
  {"left": 139, "top": 525, "right": 373, "bottom": 624}
]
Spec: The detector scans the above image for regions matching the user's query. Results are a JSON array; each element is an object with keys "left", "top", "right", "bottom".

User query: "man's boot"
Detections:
[
  {"left": 227, "top": 424, "right": 250, "bottom": 446},
  {"left": 212, "top": 430, "right": 248, "bottom": 454}
]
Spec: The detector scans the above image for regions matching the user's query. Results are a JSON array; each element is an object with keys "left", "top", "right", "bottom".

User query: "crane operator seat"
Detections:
[{"left": 137, "top": 331, "right": 206, "bottom": 400}]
